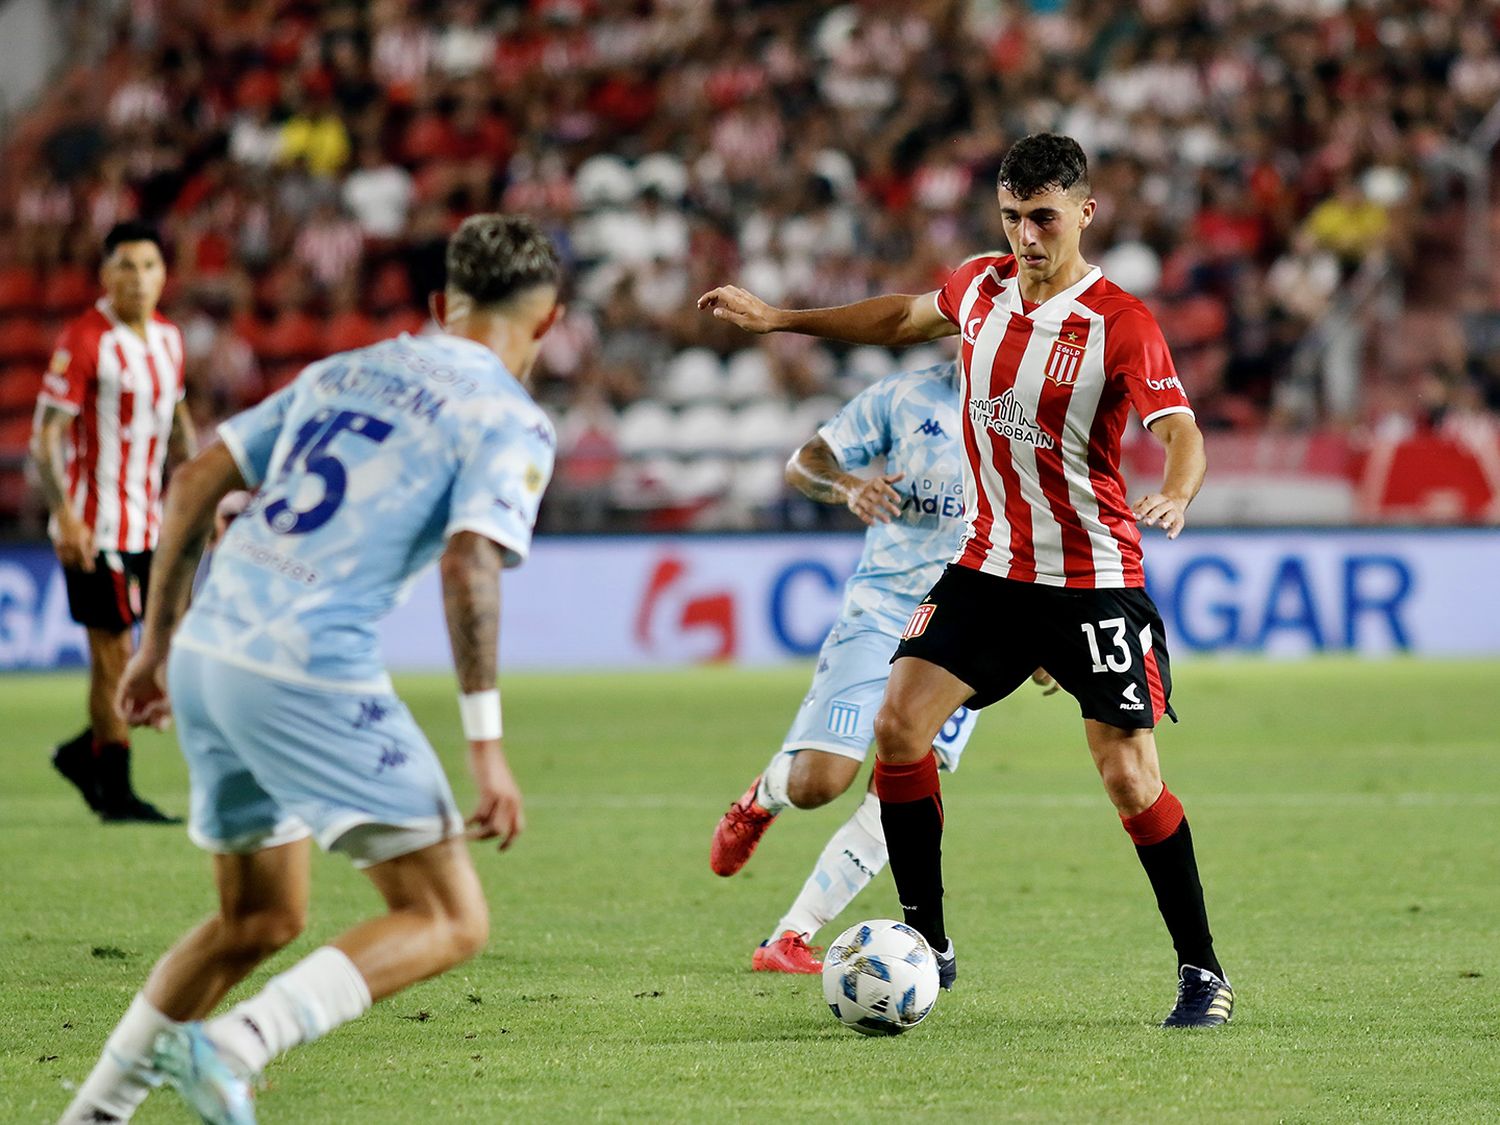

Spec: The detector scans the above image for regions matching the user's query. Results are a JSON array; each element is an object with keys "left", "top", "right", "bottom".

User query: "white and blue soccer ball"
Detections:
[{"left": 822, "top": 919, "right": 940, "bottom": 1036}]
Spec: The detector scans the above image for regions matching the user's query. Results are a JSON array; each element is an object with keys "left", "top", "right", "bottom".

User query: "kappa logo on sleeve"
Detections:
[{"left": 902, "top": 602, "right": 936, "bottom": 640}]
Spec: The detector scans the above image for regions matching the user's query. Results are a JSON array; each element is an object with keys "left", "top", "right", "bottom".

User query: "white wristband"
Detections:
[{"left": 458, "top": 689, "right": 502, "bottom": 741}]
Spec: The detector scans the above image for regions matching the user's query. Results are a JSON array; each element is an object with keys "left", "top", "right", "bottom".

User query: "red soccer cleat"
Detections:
[
  {"left": 752, "top": 931, "right": 824, "bottom": 974},
  {"left": 710, "top": 776, "right": 778, "bottom": 876}
]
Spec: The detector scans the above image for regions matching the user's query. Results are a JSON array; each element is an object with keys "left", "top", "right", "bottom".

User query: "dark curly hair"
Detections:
[
  {"left": 996, "top": 134, "right": 1091, "bottom": 200},
  {"left": 446, "top": 214, "right": 561, "bottom": 307}
]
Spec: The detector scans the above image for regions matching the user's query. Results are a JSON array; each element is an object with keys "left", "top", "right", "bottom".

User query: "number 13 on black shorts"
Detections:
[{"left": 893, "top": 564, "right": 1177, "bottom": 730}]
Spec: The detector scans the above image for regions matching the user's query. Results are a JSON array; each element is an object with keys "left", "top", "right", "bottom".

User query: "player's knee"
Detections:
[
  {"left": 1097, "top": 760, "right": 1158, "bottom": 814},
  {"left": 221, "top": 906, "right": 305, "bottom": 962},
  {"left": 786, "top": 773, "right": 844, "bottom": 809},
  {"left": 873, "top": 706, "right": 927, "bottom": 764},
  {"left": 441, "top": 898, "right": 490, "bottom": 967}
]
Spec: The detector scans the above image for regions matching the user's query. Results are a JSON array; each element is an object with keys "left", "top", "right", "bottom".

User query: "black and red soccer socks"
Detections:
[
  {"left": 875, "top": 751, "right": 948, "bottom": 951},
  {"left": 1122, "top": 785, "right": 1223, "bottom": 979}
]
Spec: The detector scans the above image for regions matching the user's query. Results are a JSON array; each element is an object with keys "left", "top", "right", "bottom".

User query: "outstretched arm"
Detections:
[
  {"left": 116, "top": 442, "right": 247, "bottom": 727},
  {"left": 697, "top": 286, "right": 957, "bottom": 348},
  {"left": 1133, "top": 413, "right": 1207, "bottom": 540},
  {"left": 785, "top": 435, "right": 904, "bottom": 525},
  {"left": 440, "top": 530, "right": 524, "bottom": 850}
]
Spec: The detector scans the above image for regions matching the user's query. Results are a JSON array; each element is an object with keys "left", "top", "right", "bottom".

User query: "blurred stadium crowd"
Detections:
[{"left": 3, "top": 0, "right": 1500, "bottom": 531}]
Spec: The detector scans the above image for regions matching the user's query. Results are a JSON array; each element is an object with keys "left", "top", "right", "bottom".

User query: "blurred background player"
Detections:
[
  {"left": 699, "top": 134, "right": 1229, "bottom": 1028},
  {"left": 711, "top": 358, "right": 1056, "bottom": 974},
  {"left": 29, "top": 220, "right": 196, "bottom": 824},
  {"left": 59, "top": 214, "right": 561, "bottom": 1125}
]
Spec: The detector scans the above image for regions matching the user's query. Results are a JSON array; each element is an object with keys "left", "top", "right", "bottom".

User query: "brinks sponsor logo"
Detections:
[{"left": 968, "top": 390, "right": 1055, "bottom": 449}]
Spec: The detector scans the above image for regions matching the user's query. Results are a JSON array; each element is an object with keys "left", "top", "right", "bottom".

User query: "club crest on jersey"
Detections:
[
  {"left": 902, "top": 603, "right": 936, "bottom": 640},
  {"left": 1044, "top": 334, "right": 1086, "bottom": 386}
]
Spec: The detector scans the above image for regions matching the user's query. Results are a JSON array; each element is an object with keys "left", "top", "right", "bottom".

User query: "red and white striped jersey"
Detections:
[
  {"left": 935, "top": 254, "right": 1194, "bottom": 588},
  {"left": 35, "top": 299, "right": 186, "bottom": 554}
]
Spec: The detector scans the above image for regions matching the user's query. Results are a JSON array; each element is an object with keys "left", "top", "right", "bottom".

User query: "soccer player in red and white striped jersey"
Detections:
[
  {"left": 30, "top": 220, "right": 196, "bottom": 824},
  {"left": 698, "top": 134, "right": 1232, "bottom": 1028}
]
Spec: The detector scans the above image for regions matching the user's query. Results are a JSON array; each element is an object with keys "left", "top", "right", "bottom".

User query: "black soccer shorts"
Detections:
[
  {"left": 63, "top": 550, "right": 152, "bottom": 633},
  {"left": 893, "top": 563, "right": 1177, "bottom": 730}
]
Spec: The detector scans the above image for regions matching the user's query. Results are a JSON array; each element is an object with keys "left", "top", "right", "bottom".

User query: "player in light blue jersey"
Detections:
[
  {"left": 60, "top": 215, "right": 563, "bottom": 1125},
  {"left": 710, "top": 361, "right": 1053, "bottom": 974}
]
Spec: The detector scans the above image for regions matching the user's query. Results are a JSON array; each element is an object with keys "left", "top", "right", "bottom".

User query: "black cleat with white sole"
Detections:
[
  {"left": 1162, "top": 964, "right": 1233, "bottom": 1028},
  {"left": 934, "top": 939, "right": 956, "bottom": 990}
]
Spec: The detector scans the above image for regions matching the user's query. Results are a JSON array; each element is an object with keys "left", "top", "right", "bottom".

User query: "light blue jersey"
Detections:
[
  {"left": 817, "top": 362, "right": 966, "bottom": 638},
  {"left": 178, "top": 332, "right": 555, "bottom": 691},
  {"left": 782, "top": 362, "right": 975, "bottom": 766}
]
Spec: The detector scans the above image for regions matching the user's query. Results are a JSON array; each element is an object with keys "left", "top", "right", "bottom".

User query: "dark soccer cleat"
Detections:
[
  {"left": 52, "top": 736, "right": 106, "bottom": 813},
  {"left": 710, "top": 776, "right": 778, "bottom": 876},
  {"left": 1162, "top": 964, "right": 1234, "bottom": 1028},
  {"left": 100, "top": 797, "right": 183, "bottom": 825},
  {"left": 934, "top": 939, "right": 957, "bottom": 990}
]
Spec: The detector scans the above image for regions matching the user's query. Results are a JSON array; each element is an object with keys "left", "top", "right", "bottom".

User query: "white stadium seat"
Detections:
[
  {"left": 662, "top": 347, "right": 726, "bottom": 405},
  {"left": 729, "top": 400, "right": 796, "bottom": 457},
  {"left": 616, "top": 401, "right": 675, "bottom": 458},
  {"left": 729, "top": 454, "right": 789, "bottom": 510},
  {"left": 724, "top": 348, "right": 776, "bottom": 404},
  {"left": 793, "top": 395, "right": 844, "bottom": 436},
  {"left": 634, "top": 152, "right": 690, "bottom": 200},
  {"left": 844, "top": 345, "right": 896, "bottom": 383},
  {"left": 670, "top": 455, "right": 734, "bottom": 503},
  {"left": 672, "top": 403, "right": 735, "bottom": 456},
  {"left": 898, "top": 343, "right": 952, "bottom": 372},
  {"left": 574, "top": 153, "right": 637, "bottom": 209}
]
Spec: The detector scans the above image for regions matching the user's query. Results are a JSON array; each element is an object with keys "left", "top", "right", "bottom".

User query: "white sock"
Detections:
[
  {"left": 755, "top": 749, "right": 797, "bottom": 814},
  {"left": 204, "top": 946, "right": 371, "bottom": 1076},
  {"left": 774, "top": 791, "right": 889, "bottom": 941},
  {"left": 60, "top": 994, "right": 176, "bottom": 1123}
]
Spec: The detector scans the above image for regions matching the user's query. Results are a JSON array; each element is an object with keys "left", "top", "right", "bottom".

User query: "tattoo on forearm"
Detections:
[
  {"left": 444, "top": 539, "right": 502, "bottom": 694},
  {"left": 31, "top": 408, "right": 74, "bottom": 515},
  {"left": 791, "top": 442, "right": 849, "bottom": 505}
]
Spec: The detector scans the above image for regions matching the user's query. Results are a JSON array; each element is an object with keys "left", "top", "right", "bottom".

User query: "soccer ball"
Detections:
[{"left": 822, "top": 919, "right": 940, "bottom": 1036}]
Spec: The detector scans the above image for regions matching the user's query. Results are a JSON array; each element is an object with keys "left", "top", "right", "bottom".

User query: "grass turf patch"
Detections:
[{"left": 3, "top": 659, "right": 1499, "bottom": 1122}]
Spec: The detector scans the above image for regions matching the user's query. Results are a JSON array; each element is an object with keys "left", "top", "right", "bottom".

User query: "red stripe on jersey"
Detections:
[
  {"left": 1033, "top": 314, "right": 1099, "bottom": 586},
  {"left": 957, "top": 291, "right": 999, "bottom": 569},
  {"left": 144, "top": 433, "right": 161, "bottom": 541},
  {"left": 1085, "top": 379, "right": 1143, "bottom": 584},
  {"left": 986, "top": 313, "right": 1038, "bottom": 581},
  {"left": 79, "top": 390, "right": 99, "bottom": 532},
  {"left": 1141, "top": 625, "right": 1167, "bottom": 723},
  {"left": 114, "top": 342, "right": 134, "bottom": 553},
  {"left": 143, "top": 350, "right": 165, "bottom": 542}
]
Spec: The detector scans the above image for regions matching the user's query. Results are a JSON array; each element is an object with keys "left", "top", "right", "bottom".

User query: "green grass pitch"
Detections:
[{"left": 4, "top": 659, "right": 1500, "bottom": 1123}]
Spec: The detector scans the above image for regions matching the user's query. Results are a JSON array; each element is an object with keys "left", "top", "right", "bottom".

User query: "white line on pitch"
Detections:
[{"left": 526, "top": 792, "right": 1500, "bottom": 810}]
